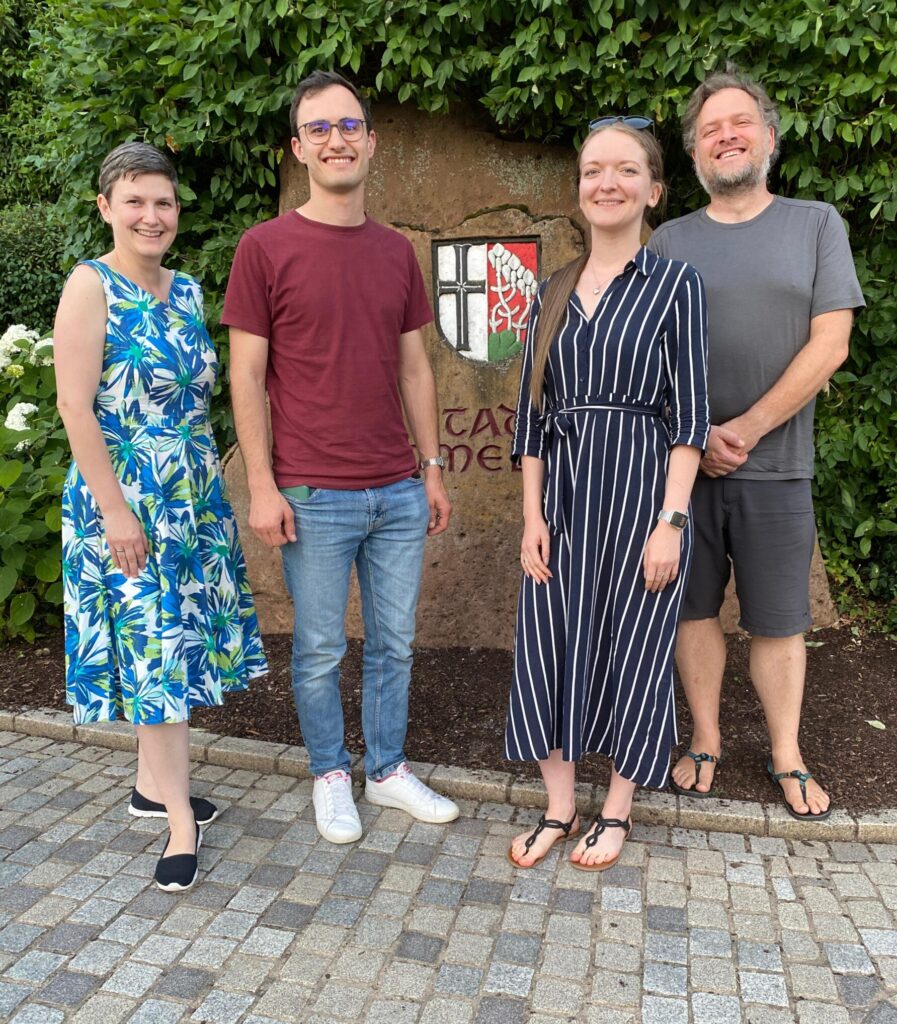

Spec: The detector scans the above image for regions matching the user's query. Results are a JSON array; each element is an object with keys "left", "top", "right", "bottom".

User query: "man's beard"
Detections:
[{"left": 697, "top": 150, "right": 771, "bottom": 197}]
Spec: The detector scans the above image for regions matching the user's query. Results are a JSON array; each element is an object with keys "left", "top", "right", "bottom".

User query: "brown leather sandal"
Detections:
[
  {"left": 507, "top": 813, "right": 579, "bottom": 869},
  {"left": 570, "top": 816, "right": 632, "bottom": 872}
]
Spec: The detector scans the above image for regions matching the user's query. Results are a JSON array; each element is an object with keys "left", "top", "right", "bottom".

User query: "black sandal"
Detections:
[
  {"left": 507, "top": 813, "right": 579, "bottom": 869},
  {"left": 766, "top": 759, "right": 832, "bottom": 821},
  {"left": 670, "top": 750, "right": 721, "bottom": 799},
  {"left": 571, "top": 816, "right": 632, "bottom": 872}
]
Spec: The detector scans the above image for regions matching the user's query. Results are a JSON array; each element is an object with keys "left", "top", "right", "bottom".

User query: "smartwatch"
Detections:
[{"left": 657, "top": 509, "right": 689, "bottom": 530}]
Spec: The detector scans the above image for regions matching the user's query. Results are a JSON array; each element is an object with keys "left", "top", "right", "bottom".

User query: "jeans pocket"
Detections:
[{"left": 282, "top": 486, "right": 322, "bottom": 508}]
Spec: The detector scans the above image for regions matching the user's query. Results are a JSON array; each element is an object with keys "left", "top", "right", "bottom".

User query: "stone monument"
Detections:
[{"left": 223, "top": 103, "right": 837, "bottom": 646}]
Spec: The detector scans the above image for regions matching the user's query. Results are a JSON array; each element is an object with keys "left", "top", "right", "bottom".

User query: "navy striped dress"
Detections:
[{"left": 506, "top": 246, "right": 710, "bottom": 789}]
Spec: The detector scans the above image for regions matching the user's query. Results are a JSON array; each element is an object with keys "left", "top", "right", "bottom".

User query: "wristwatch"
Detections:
[
  {"left": 657, "top": 509, "right": 689, "bottom": 530},
  {"left": 419, "top": 456, "right": 446, "bottom": 471}
]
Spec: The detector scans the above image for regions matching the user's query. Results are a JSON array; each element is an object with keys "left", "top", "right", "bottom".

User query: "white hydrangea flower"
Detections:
[
  {"left": 0, "top": 325, "right": 41, "bottom": 372},
  {"left": 0, "top": 325, "right": 40, "bottom": 346},
  {"left": 29, "top": 338, "right": 54, "bottom": 366},
  {"left": 4, "top": 402, "right": 39, "bottom": 432}
]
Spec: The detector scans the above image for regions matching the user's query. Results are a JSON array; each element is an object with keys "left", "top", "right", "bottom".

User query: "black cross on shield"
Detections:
[{"left": 433, "top": 242, "right": 486, "bottom": 353}]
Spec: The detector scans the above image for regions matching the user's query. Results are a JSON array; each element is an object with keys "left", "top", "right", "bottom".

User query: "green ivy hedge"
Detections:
[
  {"left": 0, "top": 205, "right": 64, "bottom": 334},
  {"left": 1, "top": 0, "right": 893, "bottom": 635},
  {"left": 0, "top": 0, "right": 55, "bottom": 206}
]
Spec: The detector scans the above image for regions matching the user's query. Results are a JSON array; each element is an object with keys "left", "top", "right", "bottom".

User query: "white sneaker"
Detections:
[
  {"left": 365, "top": 762, "right": 460, "bottom": 823},
  {"left": 313, "top": 770, "right": 362, "bottom": 844}
]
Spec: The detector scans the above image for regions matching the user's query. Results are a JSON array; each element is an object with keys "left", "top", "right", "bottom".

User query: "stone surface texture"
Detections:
[
  {"left": 2, "top": 726, "right": 894, "bottom": 1022},
  {"left": 221, "top": 101, "right": 837, "bottom": 646}
]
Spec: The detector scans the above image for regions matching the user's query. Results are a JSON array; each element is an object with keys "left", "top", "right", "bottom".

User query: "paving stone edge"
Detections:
[{"left": 3, "top": 704, "right": 893, "bottom": 842}]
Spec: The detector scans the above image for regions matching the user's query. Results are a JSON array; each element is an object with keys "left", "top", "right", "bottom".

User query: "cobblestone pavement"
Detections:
[{"left": 2, "top": 730, "right": 897, "bottom": 1024}]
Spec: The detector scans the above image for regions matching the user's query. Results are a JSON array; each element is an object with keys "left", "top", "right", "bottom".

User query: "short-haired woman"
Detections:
[{"left": 54, "top": 142, "right": 267, "bottom": 891}]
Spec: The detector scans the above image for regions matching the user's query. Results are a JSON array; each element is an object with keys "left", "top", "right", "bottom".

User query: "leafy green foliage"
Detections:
[
  {"left": 0, "top": 0, "right": 891, "bottom": 635},
  {"left": 0, "top": 0, "right": 55, "bottom": 205},
  {"left": 0, "top": 329, "right": 64, "bottom": 640},
  {"left": 0, "top": 205, "right": 64, "bottom": 334}
]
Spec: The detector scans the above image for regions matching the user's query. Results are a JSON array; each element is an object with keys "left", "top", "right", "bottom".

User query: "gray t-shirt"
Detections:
[{"left": 649, "top": 197, "right": 865, "bottom": 479}]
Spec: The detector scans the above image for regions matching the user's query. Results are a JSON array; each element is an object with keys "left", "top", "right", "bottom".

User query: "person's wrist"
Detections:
[
  {"left": 418, "top": 454, "right": 445, "bottom": 473},
  {"left": 98, "top": 497, "right": 130, "bottom": 518},
  {"left": 248, "top": 474, "right": 280, "bottom": 496},
  {"left": 657, "top": 509, "right": 688, "bottom": 530}
]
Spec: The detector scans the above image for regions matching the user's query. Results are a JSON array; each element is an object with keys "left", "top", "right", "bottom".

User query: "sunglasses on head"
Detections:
[{"left": 588, "top": 115, "right": 654, "bottom": 132}]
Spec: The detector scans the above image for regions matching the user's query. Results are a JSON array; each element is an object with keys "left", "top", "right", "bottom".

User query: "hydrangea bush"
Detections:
[{"left": 0, "top": 323, "right": 67, "bottom": 640}]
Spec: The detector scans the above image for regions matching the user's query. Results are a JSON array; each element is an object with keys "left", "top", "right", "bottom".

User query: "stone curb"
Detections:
[{"left": 4, "top": 705, "right": 894, "bottom": 842}]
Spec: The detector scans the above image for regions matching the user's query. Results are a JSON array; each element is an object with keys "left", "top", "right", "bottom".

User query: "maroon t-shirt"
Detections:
[{"left": 221, "top": 211, "right": 433, "bottom": 489}]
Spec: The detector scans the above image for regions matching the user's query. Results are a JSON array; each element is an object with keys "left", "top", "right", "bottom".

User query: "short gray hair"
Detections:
[
  {"left": 681, "top": 66, "right": 781, "bottom": 164},
  {"left": 98, "top": 142, "right": 179, "bottom": 198}
]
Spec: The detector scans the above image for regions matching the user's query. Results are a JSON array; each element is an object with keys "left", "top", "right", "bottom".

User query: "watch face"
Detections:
[{"left": 660, "top": 510, "right": 688, "bottom": 528}]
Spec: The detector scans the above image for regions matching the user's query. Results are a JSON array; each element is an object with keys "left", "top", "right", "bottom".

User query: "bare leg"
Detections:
[
  {"left": 133, "top": 722, "right": 195, "bottom": 855},
  {"left": 509, "top": 749, "right": 579, "bottom": 867},
  {"left": 751, "top": 634, "right": 830, "bottom": 815},
  {"left": 570, "top": 767, "right": 636, "bottom": 867},
  {"left": 135, "top": 739, "right": 161, "bottom": 802},
  {"left": 671, "top": 617, "right": 725, "bottom": 793}
]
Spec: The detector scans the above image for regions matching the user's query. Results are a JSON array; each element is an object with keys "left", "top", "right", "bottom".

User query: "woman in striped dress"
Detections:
[{"left": 507, "top": 120, "right": 709, "bottom": 870}]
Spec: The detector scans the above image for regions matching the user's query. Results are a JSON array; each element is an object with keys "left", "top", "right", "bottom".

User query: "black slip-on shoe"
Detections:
[
  {"left": 129, "top": 788, "right": 220, "bottom": 826},
  {"left": 154, "top": 823, "right": 202, "bottom": 892}
]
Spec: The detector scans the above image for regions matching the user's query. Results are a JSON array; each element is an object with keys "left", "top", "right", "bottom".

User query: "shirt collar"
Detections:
[{"left": 632, "top": 245, "right": 659, "bottom": 278}]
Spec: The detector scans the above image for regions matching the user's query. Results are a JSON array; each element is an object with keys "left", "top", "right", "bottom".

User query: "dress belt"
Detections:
[
  {"left": 539, "top": 394, "right": 662, "bottom": 533},
  {"left": 540, "top": 394, "right": 662, "bottom": 437}
]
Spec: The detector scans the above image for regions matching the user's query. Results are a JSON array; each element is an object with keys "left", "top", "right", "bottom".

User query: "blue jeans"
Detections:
[{"left": 280, "top": 476, "right": 429, "bottom": 779}]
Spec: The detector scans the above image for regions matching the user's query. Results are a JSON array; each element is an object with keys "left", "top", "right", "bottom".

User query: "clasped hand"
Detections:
[{"left": 700, "top": 423, "right": 750, "bottom": 477}]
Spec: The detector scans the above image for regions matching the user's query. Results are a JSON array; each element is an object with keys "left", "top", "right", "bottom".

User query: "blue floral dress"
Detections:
[{"left": 62, "top": 260, "right": 267, "bottom": 725}]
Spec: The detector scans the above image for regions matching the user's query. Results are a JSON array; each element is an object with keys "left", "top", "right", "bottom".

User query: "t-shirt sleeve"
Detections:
[
  {"left": 401, "top": 242, "right": 434, "bottom": 333},
  {"left": 646, "top": 224, "right": 669, "bottom": 259},
  {"left": 220, "top": 231, "right": 274, "bottom": 338},
  {"left": 810, "top": 206, "right": 866, "bottom": 318}
]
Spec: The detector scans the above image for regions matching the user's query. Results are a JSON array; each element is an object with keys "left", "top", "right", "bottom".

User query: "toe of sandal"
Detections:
[
  {"left": 570, "top": 816, "right": 632, "bottom": 872},
  {"left": 766, "top": 758, "right": 832, "bottom": 821},
  {"left": 670, "top": 750, "right": 720, "bottom": 799},
  {"left": 507, "top": 813, "right": 579, "bottom": 869}
]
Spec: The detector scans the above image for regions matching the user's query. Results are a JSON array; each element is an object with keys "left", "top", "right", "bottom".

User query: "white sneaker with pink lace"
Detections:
[
  {"left": 365, "top": 761, "right": 459, "bottom": 823},
  {"left": 313, "top": 769, "right": 362, "bottom": 844}
]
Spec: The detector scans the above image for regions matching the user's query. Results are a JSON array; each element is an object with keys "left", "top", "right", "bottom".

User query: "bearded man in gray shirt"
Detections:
[{"left": 650, "top": 69, "right": 864, "bottom": 820}]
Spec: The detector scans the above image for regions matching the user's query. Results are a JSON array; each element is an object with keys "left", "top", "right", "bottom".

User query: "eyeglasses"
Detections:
[
  {"left": 296, "top": 117, "right": 369, "bottom": 144},
  {"left": 588, "top": 115, "right": 654, "bottom": 132}
]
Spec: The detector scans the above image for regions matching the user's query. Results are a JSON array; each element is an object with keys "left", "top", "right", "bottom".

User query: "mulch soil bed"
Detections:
[{"left": 2, "top": 627, "right": 895, "bottom": 814}]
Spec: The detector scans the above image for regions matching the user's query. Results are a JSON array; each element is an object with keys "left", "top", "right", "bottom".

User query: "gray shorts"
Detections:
[{"left": 682, "top": 476, "right": 815, "bottom": 637}]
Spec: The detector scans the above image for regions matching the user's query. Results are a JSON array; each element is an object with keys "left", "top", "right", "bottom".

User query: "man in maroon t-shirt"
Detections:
[{"left": 223, "top": 70, "right": 458, "bottom": 844}]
